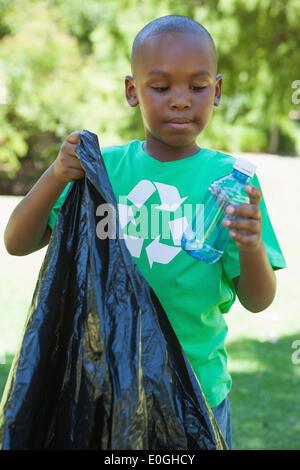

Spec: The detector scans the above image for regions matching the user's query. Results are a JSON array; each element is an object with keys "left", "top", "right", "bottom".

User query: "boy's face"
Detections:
[{"left": 126, "top": 31, "right": 222, "bottom": 155}]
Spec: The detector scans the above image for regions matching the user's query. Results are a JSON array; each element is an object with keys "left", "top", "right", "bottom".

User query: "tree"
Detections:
[{"left": 0, "top": 0, "right": 299, "bottom": 194}]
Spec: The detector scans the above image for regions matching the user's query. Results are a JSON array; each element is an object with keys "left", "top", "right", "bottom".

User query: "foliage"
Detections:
[{"left": 0, "top": 0, "right": 299, "bottom": 192}]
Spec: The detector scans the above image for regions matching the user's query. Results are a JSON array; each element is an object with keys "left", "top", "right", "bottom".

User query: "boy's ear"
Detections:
[
  {"left": 214, "top": 73, "right": 223, "bottom": 107},
  {"left": 125, "top": 75, "right": 139, "bottom": 107}
]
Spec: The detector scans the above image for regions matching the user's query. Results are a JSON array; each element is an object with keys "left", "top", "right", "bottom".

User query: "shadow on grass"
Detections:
[{"left": 227, "top": 333, "right": 300, "bottom": 450}]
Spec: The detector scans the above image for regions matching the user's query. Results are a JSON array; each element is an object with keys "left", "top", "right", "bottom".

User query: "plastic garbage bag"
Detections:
[{"left": 0, "top": 130, "right": 227, "bottom": 450}]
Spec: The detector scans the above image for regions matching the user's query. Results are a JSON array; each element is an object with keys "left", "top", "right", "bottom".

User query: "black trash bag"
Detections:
[{"left": 0, "top": 130, "right": 227, "bottom": 450}]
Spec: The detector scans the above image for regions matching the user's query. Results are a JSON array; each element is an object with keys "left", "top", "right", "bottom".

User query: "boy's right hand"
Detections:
[{"left": 53, "top": 131, "right": 85, "bottom": 183}]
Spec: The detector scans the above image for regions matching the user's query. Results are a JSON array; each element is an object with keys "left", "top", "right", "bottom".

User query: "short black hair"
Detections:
[{"left": 131, "top": 15, "right": 217, "bottom": 76}]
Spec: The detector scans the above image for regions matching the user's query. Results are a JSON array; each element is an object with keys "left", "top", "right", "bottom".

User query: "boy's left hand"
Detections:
[{"left": 222, "top": 185, "right": 262, "bottom": 253}]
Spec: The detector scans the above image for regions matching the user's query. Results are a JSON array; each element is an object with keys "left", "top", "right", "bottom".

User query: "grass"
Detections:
[
  {"left": 227, "top": 333, "right": 300, "bottom": 449},
  {"left": 0, "top": 151, "right": 299, "bottom": 449}
]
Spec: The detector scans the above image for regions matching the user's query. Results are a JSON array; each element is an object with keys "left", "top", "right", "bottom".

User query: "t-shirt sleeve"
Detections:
[
  {"left": 47, "top": 183, "right": 72, "bottom": 230},
  {"left": 222, "top": 173, "right": 286, "bottom": 281}
]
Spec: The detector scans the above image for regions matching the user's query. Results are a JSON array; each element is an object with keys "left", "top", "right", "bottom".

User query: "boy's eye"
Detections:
[
  {"left": 151, "top": 87, "right": 169, "bottom": 92},
  {"left": 191, "top": 86, "right": 207, "bottom": 91},
  {"left": 151, "top": 85, "right": 207, "bottom": 93}
]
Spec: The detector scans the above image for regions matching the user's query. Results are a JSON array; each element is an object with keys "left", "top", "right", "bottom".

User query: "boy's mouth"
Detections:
[{"left": 166, "top": 118, "right": 195, "bottom": 130}]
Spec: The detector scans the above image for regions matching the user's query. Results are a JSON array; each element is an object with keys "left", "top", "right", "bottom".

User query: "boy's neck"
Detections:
[{"left": 143, "top": 139, "right": 201, "bottom": 162}]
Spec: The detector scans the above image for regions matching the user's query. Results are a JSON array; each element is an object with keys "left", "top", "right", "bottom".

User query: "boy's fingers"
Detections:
[
  {"left": 223, "top": 217, "right": 260, "bottom": 233},
  {"left": 244, "top": 185, "right": 262, "bottom": 205},
  {"left": 64, "top": 153, "right": 84, "bottom": 170},
  {"left": 225, "top": 203, "right": 261, "bottom": 220},
  {"left": 62, "top": 141, "right": 81, "bottom": 160},
  {"left": 229, "top": 230, "right": 260, "bottom": 247},
  {"left": 63, "top": 141, "right": 78, "bottom": 152},
  {"left": 66, "top": 131, "right": 81, "bottom": 145},
  {"left": 67, "top": 167, "right": 85, "bottom": 180}
]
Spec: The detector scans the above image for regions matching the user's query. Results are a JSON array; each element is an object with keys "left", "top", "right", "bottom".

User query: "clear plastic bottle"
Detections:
[{"left": 181, "top": 158, "right": 256, "bottom": 264}]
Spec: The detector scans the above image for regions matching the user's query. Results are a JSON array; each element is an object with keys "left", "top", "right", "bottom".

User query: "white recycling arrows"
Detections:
[
  {"left": 127, "top": 180, "right": 156, "bottom": 208},
  {"left": 146, "top": 235, "right": 181, "bottom": 268},
  {"left": 119, "top": 180, "right": 192, "bottom": 268},
  {"left": 122, "top": 234, "right": 144, "bottom": 258},
  {"left": 154, "top": 182, "right": 188, "bottom": 212}
]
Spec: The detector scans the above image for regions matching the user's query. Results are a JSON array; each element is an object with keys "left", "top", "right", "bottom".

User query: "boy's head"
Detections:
[
  {"left": 131, "top": 15, "right": 218, "bottom": 78},
  {"left": 125, "top": 15, "right": 222, "bottom": 155}
]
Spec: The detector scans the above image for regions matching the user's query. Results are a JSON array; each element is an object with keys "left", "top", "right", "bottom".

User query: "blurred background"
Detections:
[{"left": 0, "top": 0, "right": 299, "bottom": 450}]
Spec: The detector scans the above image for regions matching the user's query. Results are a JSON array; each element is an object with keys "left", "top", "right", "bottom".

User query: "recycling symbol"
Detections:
[{"left": 118, "top": 180, "right": 190, "bottom": 268}]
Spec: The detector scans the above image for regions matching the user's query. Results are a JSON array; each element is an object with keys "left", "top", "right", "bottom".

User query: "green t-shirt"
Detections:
[{"left": 48, "top": 140, "right": 286, "bottom": 408}]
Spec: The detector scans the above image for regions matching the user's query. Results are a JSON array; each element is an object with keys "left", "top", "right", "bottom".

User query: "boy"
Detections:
[{"left": 4, "top": 16, "right": 286, "bottom": 449}]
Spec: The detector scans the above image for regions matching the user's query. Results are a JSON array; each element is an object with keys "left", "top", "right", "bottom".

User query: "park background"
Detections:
[{"left": 0, "top": 0, "right": 299, "bottom": 450}]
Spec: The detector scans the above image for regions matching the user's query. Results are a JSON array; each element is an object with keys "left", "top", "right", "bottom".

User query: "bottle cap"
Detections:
[{"left": 233, "top": 158, "right": 256, "bottom": 177}]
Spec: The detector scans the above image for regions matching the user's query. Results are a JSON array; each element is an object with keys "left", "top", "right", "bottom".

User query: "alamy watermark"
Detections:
[
  {"left": 291, "top": 340, "right": 300, "bottom": 365},
  {"left": 291, "top": 80, "right": 300, "bottom": 105},
  {"left": 95, "top": 201, "right": 204, "bottom": 242}
]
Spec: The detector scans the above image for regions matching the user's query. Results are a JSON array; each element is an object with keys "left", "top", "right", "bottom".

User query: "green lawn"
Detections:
[{"left": 0, "top": 152, "right": 299, "bottom": 449}]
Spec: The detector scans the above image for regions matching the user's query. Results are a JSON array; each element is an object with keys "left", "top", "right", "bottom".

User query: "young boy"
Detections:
[{"left": 4, "top": 15, "right": 286, "bottom": 449}]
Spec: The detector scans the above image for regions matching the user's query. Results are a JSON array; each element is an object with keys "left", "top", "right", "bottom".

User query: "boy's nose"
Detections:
[{"left": 169, "top": 92, "right": 191, "bottom": 111}]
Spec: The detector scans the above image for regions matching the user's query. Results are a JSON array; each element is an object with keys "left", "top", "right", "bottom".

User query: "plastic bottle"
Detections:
[{"left": 181, "top": 158, "right": 257, "bottom": 264}]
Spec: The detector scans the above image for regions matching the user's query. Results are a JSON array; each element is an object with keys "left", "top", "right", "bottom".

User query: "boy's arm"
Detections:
[
  {"left": 4, "top": 132, "right": 83, "bottom": 256},
  {"left": 223, "top": 185, "right": 277, "bottom": 313},
  {"left": 232, "top": 243, "right": 276, "bottom": 313}
]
